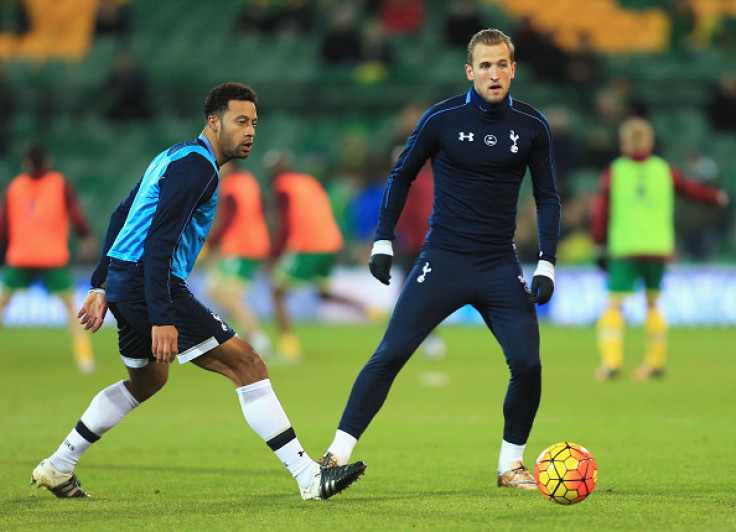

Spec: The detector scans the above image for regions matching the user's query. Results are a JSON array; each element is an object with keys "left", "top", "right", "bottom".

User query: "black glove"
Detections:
[
  {"left": 529, "top": 260, "right": 555, "bottom": 305},
  {"left": 369, "top": 254, "right": 392, "bottom": 285},
  {"left": 529, "top": 275, "right": 554, "bottom": 305},
  {"left": 368, "top": 240, "right": 394, "bottom": 285}
]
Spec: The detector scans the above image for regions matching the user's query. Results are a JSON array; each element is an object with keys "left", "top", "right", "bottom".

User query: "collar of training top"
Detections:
[
  {"left": 197, "top": 134, "right": 217, "bottom": 164},
  {"left": 466, "top": 86, "right": 512, "bottom": 118}
]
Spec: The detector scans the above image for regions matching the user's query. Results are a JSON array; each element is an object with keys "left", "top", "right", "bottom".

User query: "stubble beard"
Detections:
[{"left": 220, "top": 131, "right": 249, "bottom": 161}]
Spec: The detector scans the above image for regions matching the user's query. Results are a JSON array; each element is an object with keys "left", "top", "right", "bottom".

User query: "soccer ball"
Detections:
[{"left": 533, "top": 442, "right": 598, "bottom": 505}]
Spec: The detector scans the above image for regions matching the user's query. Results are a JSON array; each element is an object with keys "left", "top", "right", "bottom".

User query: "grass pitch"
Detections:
[{"left": 1, "top": 323, "right": 734, "bottom": 531}]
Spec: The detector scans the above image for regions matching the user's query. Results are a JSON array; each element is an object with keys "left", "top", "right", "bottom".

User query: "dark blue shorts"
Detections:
[{"left": 107, "top": 283, "right": 235, "bottom": 368}]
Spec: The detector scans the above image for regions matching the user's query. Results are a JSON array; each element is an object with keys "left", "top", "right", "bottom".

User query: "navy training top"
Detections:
[
  {"left": 91, "top": 135, "right": 219, "bottom": 325},
  {"left": 376, "top": 87, "right": 561, "bottom": 263}
]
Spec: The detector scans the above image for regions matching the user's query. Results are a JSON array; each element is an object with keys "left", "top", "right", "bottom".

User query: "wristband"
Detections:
[
  {"left": 371, "top": 240, "right": 394, "bottom": 256},
  {"left": 89, "top": 288, "right": 106, "bottom": 295},
  {"left": 533, "top": 260, "right": 555, "bottom": 282}
]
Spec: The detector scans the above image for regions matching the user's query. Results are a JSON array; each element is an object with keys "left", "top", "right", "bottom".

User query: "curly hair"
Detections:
[{"left": 204, "top": 82, "right": 258, "bottom": 119}]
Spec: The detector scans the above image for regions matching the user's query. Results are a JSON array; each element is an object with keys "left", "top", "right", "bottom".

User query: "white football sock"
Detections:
[
  {"left": 327, "top": 430, "right": 358, "bottom": 465},
  {"left": 50, "top": 380, "right": 140, "bottom": 473},
  {"left": 49, "top": 428, "right": 94, "bottom": 474},
  {"left": 273, "top": 437, "right": 314, "bottom": 490},
  {"left": 237, "top": 379, "right": 313, "bottom": 489},
  {"left": 498, "top": 440, "right": 526, "bottom": 474}
]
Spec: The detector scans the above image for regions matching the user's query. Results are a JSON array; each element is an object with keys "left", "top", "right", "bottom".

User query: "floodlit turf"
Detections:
[{"left": 1, "top": 324, "right": 735, "bottom": 531}]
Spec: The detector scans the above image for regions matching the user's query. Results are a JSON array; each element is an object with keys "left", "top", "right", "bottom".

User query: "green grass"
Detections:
[{"left": 1, "top": 324, "right": 735, "bottom": 531}]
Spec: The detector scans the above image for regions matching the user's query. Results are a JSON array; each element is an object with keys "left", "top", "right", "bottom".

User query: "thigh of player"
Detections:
[
  {"left": 383, "top": 248, "right": 475, "bottom": 347},
  {"left": 473, "top": 258, "right": 540, "bottom": 370},
  {"left": 108, "top": 289, "right": 236, "bottom": 368}
]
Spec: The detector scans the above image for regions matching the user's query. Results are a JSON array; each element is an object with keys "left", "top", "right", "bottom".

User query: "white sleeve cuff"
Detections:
[
  {"left": 371, "top": 240, "right": 394, "bottom": 256},
  {"left": 534, "top": 260, "right": 555, "bottom": 282}
]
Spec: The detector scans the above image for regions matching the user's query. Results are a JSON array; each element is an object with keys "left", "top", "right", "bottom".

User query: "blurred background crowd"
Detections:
[{"left": 1, "top": 0, "right": 735, "bottom": 269}]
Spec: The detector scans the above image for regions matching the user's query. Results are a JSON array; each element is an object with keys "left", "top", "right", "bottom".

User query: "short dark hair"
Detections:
[
  {"left": 26, "top": 143, "right": 48, "bottom": 172},
  {"left": 204, "top": 82, "right": 257, "bottom": 119},
  {"left": 467, "top": 28, "right": 515, "bottom": 64}
]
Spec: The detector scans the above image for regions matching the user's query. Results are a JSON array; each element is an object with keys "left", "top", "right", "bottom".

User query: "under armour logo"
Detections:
[
  {"left": 510, "top": 130, "right": 520, "bottom": 153},
  {"left": 298, "top": 450, "right": 306, "bottom": 457},
  {"left": 417, "top": 262, "right": 432, "bottom": 283},
  {"left": 458, "top": 132, "right": 474, "bottom": 142}
]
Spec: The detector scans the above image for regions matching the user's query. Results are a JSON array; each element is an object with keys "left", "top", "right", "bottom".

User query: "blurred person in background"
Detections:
[
  {"left": 667, "top": 0, "right": 697, "bottom": 53},
  {"left": 513, "top": 20, "right": 567, "bottom": 84},
  {"left": 206, "top": 160, "right": 272, "bottom": 357},
  {"left": 565, "top": 32, "right": 602, "bottom": 106},
  {"left": 320, "top": 28, "right": 560, "bottom": 490},
  {"left": 348, "top": 153, "right": 386, "bottom": 247},
  {"left": 267, "top": 149, "right": 381, "bottom": 363},
  {"left": 102, "top": 52, "right": 151, "bottom": 123},
  {"left": 544, "top": 106, "right": 594, "bottom": 265},
  {"left": 706, "top": 74, "right": 736, "bottom": 132},
  {"left": 0, "top": 144, "right": 96, "bottom": 373},
  {"left": 376, "top": 0, "right": 425, "bottom": 35},
  {"left": 354, "top": 18, "right": 395, "bottom": 84},
  {"left": 583, "top": 82, "right": 634, "bottom": 168},
  {"left": 590, "top": 117, "right": 729, "bottom": 382},
  {"left": 318, "top": 8, "right": 362, "bottom": 68},
  {"left": 0, "top": 63, "right": 16, "bottom": 160},
  {"left": 237, "top": 0, "right": 314, "bottom": 36},
  {"left": 30, "top": 82, "right": 366, "bottom": 501},
  {"left": 677, "top": 150, "right": 731, "bottom": 261},
  {"left": 546, "top": 106, "right": 583, "bottom": 203},
  {"left": 443, "top": 0, "right": 485, "bottom": 49},
  {"left": 94, "top": 0, "right": 134, "bottom": 39},
  {"left": 0, "top": 0, "right": 29, "bottom": 36}
]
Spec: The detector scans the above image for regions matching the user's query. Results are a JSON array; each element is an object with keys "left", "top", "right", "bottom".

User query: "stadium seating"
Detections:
[
  {"left": 0, "top": 0, "right": 98, "bottom": 61},
  {"left": 0, "top": 0, "right": 734, "bottom": 260}
]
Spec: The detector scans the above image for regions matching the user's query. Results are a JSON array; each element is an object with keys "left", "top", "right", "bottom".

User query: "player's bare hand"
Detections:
[
  {"left": 77, "top": 290, "right": 108, "bottom": 333},
  {"left": 152, "top": 325, "right": 178, "bottom": 364}
]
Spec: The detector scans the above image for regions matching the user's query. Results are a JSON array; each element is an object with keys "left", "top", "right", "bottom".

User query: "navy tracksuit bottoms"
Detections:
[{"left": 338, "top": 247, "right": 542, "bottom": 445}]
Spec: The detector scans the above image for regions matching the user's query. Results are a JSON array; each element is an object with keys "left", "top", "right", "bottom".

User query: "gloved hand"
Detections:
[
  {"left": 369, "top": 240, "right": 394, "bottom": 285},
  {"left": 529, "top": 259, "right": 555, "bottom": 305}
]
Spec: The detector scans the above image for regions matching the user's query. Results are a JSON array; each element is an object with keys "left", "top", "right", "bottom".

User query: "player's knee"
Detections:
[
  {"left": 509, "top": 358, "right": 541, "bottom": 379},
  {"left": 239, "top": 342, "right": 265, "bottom": 368},
  {"left": 371, "top": 339, "right": 414, "bottom": 370},
  {"left": 127, "top": 372, "right": 168, "bottom": 402},
  {"left": 226, "top": 342, "right": 267, "bottom": 385}
]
